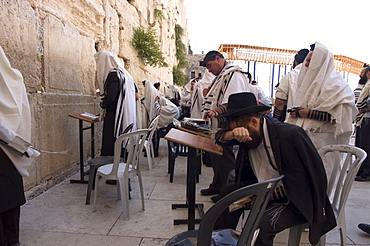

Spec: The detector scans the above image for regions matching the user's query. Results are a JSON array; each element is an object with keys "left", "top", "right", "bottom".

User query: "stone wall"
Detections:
[{"left": 0, "top": 0, "right": 188, "bottom": 195}]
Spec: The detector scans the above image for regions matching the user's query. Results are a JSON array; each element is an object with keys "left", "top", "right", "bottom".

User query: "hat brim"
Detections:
[{"left": 215, "top": 105, "right": 271, "bottom": 119}]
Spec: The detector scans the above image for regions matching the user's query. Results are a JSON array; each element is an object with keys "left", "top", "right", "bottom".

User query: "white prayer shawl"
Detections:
[
  {"left": 190, "top": 70, "right": 214, "bottom": 119},
  {"left": 114, "top": 69, "right": 137, "bottom": 137},
  {"left": 143, "top": 80, "right": 159, "bottom": 125},
  {"left": 157, "top": 97, "right": 180, "bottom": 128},
  {"left": 95, "top": 51, "right": 137, "bottom": 137},
  {"left": 202, "top": 62, "right": 254, "bottom": 129},
  {"left": 288, "top": 42, "right": 357, "bottom": 142},
  {"left": 251, "top": 84, "right": 265, "bottom": 101},
  {"left": 166, "top": 84, "right": 180, "bottom": 100},
  {"left": 0, "top": 46, "right": 35, "bottom": 177},
  {"left": 275, "top": 63, "right": 303, "bottom": 122},
  {"left": 355, "top": 79, "right": 370, "bottom": 126},
  {"left": 180, "top": 80, "right": 194, "bottom": 107}
]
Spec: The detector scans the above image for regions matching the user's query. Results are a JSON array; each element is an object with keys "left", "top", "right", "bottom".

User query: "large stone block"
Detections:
[
  {"left": 24, "top": 93, "right": 101, "bottom": 186},
  {"left": 0, "top": 0, "right": 41, "bottom": 90},
  {"left": 43, "top": 14, "right": 82, "bottom": 93}
]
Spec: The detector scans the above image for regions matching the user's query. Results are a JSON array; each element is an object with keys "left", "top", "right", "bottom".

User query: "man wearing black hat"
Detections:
[
  {"left": 198, "top": 50, "right": 258, "bottom": 199},
  {"left": 213, "top": 92, "right": 336, "bottom": 246},
  {"left": 274, "top": 48, "right": 309, "bottom": 122}
]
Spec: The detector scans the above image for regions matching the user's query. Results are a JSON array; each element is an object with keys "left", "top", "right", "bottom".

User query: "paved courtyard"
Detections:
[{"left": 19, "top": 140, "right": 370, "bottom": 245}]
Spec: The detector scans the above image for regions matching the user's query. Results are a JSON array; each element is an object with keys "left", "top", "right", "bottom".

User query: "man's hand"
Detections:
[
  {"left": 231, "top": 127, "right": 252, "bottom": 142},
  {"left": 203, "top": 110, "right": 218, "bottom": 120},
  {"left": 203, "top": 88, "right": 210, "bottom": 97},
  {"left": 222, "top": 127, "right": 252, "bottom": 142}
]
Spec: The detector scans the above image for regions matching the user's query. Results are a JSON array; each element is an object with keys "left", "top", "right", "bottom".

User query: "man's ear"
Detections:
[{"left": 250, "top": 117, "right": 259, "bottom": 128}]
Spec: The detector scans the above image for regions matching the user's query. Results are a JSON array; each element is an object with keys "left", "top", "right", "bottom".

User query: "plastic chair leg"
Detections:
[
  {"left": 118, "top": 176, "right": 130, "bottom": 220},
  {"left": 86, "top": 165, "right": 98, "bottom": 205},
  {"left": 288, "top": 223, "right": 305, "bottom": 246},
  {"left": 137, "top": 171, "right": 145, "bottom": 211}
]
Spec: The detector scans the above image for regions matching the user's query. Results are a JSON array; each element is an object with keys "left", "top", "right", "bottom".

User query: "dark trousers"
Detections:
[
  {"left": 0, "top": 207, "right": 20, "bottom": 246},
  {"left": 214, "top": 182, "right": 307, "bottom": 246},
  {"left": 209, "top": 145, "right": 235, "bottom": 191},
  {"left": 356, "top": 118, "right": 370, "bottom": 177}
]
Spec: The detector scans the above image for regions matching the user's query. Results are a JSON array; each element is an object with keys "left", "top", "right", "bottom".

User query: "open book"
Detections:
[
  {"left": 229, "top": 195, "right": 254, "bottom": 212},
  {"left": 80, "top": 112, "right": 99, "bottom": 120}
]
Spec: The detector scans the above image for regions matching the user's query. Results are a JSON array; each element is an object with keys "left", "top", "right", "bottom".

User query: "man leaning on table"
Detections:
[{"left": 213, "top": 92, "right": 336, "bottom": 246}]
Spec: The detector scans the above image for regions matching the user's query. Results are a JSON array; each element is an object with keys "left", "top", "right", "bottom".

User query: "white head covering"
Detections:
[
  {"left": 0, "top": 46, "right": 34, "bottom": 176},
  {"left": 143, "top": 80, "right": 160, "bottom": 122},
  {"left": 94, "top": 51, "right": 125, "bottom": 92},
  {"left": 290, "top": 42, "right": 357, "bottom": 137}
]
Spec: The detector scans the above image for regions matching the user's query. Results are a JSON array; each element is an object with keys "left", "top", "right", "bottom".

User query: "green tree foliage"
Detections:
[
  {"left": 175, "top": 24, "right": 188, "bottom": 68},
  {"left": 173, "top": 66, "right": 189, "bottom": 87},
  {"left": 131, "top": 25, "right": 168, "bottom": 67},
  {"left": 154, "top": 8, "right": 165, "bottom": 23}
]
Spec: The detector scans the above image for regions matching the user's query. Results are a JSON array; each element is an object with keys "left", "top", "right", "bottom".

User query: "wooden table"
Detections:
[
  {"left": 69, "top": 113, "right": 99, "bottom": 184},
  {"left": 165, "top": 128, "right": 222, "bottom": 230}
]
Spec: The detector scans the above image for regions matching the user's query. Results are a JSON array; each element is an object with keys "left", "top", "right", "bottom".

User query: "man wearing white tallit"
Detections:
[
  {"left": 199, "top": 50, "right": 257, "bottom": 201},
  {"left": 274, "top": 48, "right": 310, "bottom": 122},
  {"left": 190, "top": 70, "right": 214, "bottom": 119},
  {"left": 142, "top": 79, "right": 179, "bottom": 128},
  {"left": 288, "top": 42, "right": 357, "bottom": 179},
  {"left": 0, "top": 46, "right": 39, "bottom": 246},
  {"left": 94, "top": 51, "right": 137, "bottom": 156}
]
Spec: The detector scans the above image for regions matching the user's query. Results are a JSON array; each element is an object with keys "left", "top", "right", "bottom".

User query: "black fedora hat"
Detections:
[{"left": 215, "top": 92, "right": 271, "bottom": 119}]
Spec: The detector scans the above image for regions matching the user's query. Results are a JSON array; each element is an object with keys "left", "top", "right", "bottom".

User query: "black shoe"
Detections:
[
  {"left": 355, "top": 175, "right": 370, "bottom": 182},
  {"left": 358, "top": 223, "right": 370, "bottom": 234},
  {"left": 211, "top": 194, "right": 222, "bottom": 203},
  {"left": 200, "top": 187, "right": 220, "bottom": 196},
  {"left": 106, "top": 180, "right": 117, "bottom": 185}
]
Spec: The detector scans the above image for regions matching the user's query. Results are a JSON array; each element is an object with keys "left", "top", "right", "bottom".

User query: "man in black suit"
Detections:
[{"left": 213, "top": 92, "right": 336, "bottom": 246}]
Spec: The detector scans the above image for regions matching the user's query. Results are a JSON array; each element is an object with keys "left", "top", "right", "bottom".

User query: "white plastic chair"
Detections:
[
  {"left": 143, "top": 115, "right": 160, "bottom": 170},
  {"left": 288, "top": 144, "right": 367, "bottom": 246},
  {"left": 92, "top": 129, "right": 149, "bottom": 220}
]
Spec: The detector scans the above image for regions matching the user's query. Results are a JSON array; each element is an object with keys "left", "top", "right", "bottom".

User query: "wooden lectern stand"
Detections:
[
  {"left": 165, "top": 128, "right": 222, "bottom": 230},
  {"left": 69, "top": 113, "right": 99, "bottom": 184}
]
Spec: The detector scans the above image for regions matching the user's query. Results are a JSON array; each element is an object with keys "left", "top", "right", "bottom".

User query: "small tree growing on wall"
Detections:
[
  {"left": 173, "top": 24, "right": 189, "bottom": 86},
  {"left": 131, "top": 25, "right": 168, "bottom": 67}
]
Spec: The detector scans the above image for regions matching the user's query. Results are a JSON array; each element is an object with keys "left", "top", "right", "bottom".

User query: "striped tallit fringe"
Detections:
[{"left": 114, "top": 69, "right": 126, "bottom": 138}]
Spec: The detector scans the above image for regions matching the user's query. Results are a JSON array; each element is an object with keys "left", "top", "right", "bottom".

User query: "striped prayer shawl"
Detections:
[
  {"left": 202, "top": 65, "right": 243, "bottom": 113},
  {"left": 355, "top": 79, "right": 370, "bottom": 127},
  {"left": 114, "top": 69, "right": 126, "bottom": 137}
]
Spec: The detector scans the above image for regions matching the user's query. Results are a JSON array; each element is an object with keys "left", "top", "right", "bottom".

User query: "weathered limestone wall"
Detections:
[{"left": 0, "top": 0, "right": 188, "bottom": 195}]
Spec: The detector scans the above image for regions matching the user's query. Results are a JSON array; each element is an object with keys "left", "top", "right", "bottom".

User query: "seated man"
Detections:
[{"left": 213, "top": 92, "right": 336, "bottom": 246}]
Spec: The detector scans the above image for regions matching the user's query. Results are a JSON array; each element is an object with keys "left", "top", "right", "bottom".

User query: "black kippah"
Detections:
[{"left": 294, "top": 49, "right": 310, "bottom": 64}]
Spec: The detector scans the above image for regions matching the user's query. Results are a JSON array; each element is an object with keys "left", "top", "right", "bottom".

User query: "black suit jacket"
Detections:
[{"left": 216, "top": 116, "right": 336, "bottom": 245}]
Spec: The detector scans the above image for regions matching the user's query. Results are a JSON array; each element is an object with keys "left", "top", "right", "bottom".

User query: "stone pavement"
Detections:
[{"left": 19, "top": 140, "right": 370, "bottom": 246}]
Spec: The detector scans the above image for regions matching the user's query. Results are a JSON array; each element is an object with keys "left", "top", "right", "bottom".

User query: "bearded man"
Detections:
[
  {"left": 213, "top": 92, "right": 336, "bottom": 246},
  {"left": 354, "top": 65, "right": 370, "bottom": 181}
]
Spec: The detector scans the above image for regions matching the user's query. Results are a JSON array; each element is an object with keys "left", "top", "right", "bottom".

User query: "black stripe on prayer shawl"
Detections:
[
  {"left": 114, "top": 70, "right": 126, "bottom": 137},
  {"left": 216, "top": 71, "right": 234, "bottom": 107},
  {"left": 190, "top": 89, "right": 198, "bottom": 112}
]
